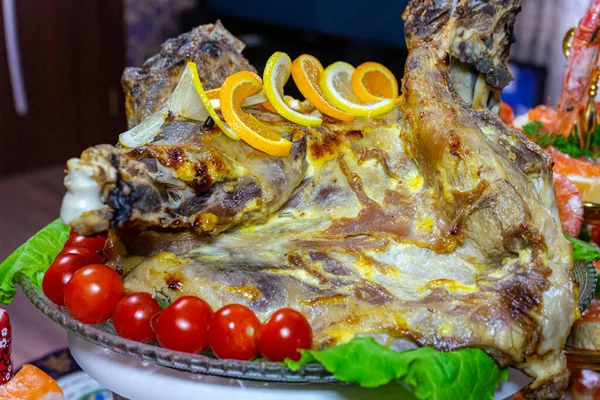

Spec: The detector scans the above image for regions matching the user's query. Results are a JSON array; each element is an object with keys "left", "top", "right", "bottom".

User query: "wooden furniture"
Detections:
[
  {"left": 0, "top": 0, "right": 126, "bottom": 176},
  {"left": 0, "top": 166, "right": 67, "bottom": 367}
]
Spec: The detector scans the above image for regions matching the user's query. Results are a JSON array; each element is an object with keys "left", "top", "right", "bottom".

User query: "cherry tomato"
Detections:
[
  {"left": 257, "top": 308, "right": 312, "bottom": 362},
  {"left": 64, "top": 264, "right": 124, "bottom": 324},
  {"left": 42, "top": 254, "right": 91, "bottom": 306},
  {"left": 65, "top": 230, "right": 107, "bottom": 253},
  {"left": 207, "top": 304, "right": 261, "bottom": 360},
  {"left": 113, "top": 293, "right": 162, "bottom": 343},
  {"left": 58, "top": 245, "right": 102, "bottom": 264},
  {"left": 154, "top": 296, "right": 213, "bottom": 353}
]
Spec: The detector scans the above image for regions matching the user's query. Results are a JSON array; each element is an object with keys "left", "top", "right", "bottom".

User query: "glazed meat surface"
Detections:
[{"left": 60, "top": 3, "right": 575, "bottom": 399}]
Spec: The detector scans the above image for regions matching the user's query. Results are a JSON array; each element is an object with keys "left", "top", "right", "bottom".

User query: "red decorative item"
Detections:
[{"left": 0, "top": 309, "right": 12, "bottom": 385}]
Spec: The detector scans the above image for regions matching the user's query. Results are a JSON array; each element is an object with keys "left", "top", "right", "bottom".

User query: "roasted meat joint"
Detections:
[{"left": 24, "top": 0, "right": 579, "bottom": 398}]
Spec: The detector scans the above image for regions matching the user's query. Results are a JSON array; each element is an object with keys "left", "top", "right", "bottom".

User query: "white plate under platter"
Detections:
[{"left": 68, "top": 333, "right": 531, "bottom": 400}]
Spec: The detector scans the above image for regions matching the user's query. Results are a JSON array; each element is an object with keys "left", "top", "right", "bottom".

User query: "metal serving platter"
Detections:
[
  {"left": 17, "top": 254, "right": 599, "bottom": 380},
  {"left": 16, "top": 273, "right": 337, "bottom": 384}
]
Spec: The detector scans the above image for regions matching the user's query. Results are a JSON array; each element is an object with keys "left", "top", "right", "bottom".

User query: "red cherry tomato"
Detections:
[
  {"left": 42, "top": 254, "right": 91, "bottom": 306},
  {"left": 207, "top": 304, "right": 261, "bottom": 360},
  {"left": 64, "top": 264, "right": 124, "bottom": 324},
  {"left": 65, "top": 230, "right": 107, "bottom": 253},
  {"left": 113, "top": 293, "right": 162, "bottom": 343},
  {"left": 154, "top": 296, "right": 213, "bottom": 353},
  {"left": 58, "top": 245, "right": 102, "bottom": 264},
  {"left": 257, "top": 308, "right": 312, "bottom": 362}
]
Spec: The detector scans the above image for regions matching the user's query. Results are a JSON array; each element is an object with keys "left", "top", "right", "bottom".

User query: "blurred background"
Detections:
[
  {"left": 0, "top": 0, "right": 595, "bottom": 178},
  {"left": 0, "top": 0, "right": 596, "bottom": 372}
]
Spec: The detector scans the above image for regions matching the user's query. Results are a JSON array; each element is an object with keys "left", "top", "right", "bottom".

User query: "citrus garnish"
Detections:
[
  {"left": 263, "top": 52, "right": 322, "bottom": 127},
  {"left": 186, "top": 62, "right": 239, "bottom": 140},
  {"left": 220, "top": 71, "right": 292, "bottom": 157},
  {"left": 351, "top": 61, "right": 399, "bottom": 103},
  {"left": 205, "top": 88, "right": 220, "bottom": 100},
  {"left": 205, "top": 87, "right": 267, "bottom": 110},
  {"left": 291, "top": 54, "right": 354, "bottom": 122},
  {"left": 120, "top": 62, "right": 239, "bottom": 147},
  {"left": 320, "top": 61, "right": 396, "bottom": 117},
  {"left": 261, "top": 100, "right": 279, "bottom": 113},
  {"left": 261, "top": 95, "right": 303, "bottom": 113}
]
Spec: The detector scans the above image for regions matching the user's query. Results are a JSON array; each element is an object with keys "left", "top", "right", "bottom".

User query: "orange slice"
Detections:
[
  {"left": 220, "top": 71, "right": 292, "bottom": 157},
  {"left": 321, "top": 61, "right": 396, "bottom": 117},
  {"left": 187, "top": 62, "right": 239, "bottom": 140},
  {"left": 261, "top": 100, "right": 278, "bottom": 113},
  {"left": 264, "top": 52, "right": 322, "bottom": 126},
  {"left": 261, "top": 95, "right": 303, "bottom": 113},
  {"left": 351, "top": 61, "right": 399, "bottom": 103},
  {"left": 205, "top": 87, "right": 267, "bottom": 109},
  {"left": 205, "top": 88, "right": 220, "bottom": 100},
  {"left": 291, "top": 54, "right": 354, "bottom": 122},
  {"left": 0, "top": 364, "right": 64, "bottom": 400}
]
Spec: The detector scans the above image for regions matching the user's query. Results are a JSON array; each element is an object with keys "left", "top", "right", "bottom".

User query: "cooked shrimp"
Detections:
[
  {"left": 554, "top": 0, "right": 600, "bottom": 145},
  {"left": 528, "top": 105, "right": 558, "bottom": 130},
  {"left": 553, "top": 172, "right": 584, "bottom": 236}
]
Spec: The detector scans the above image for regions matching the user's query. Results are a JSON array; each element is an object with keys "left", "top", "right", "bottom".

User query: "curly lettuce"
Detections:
[
  {"left": 565, "top": 233, "right": 600, "bottom": 261},
  {"left": 0, "top": 219, "right": 70, "bottom": 303},
  {"left": 285, "top": 337, "right": 508, "bottom": 400}
]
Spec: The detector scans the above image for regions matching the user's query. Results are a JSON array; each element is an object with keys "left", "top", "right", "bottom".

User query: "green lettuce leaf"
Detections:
[
  {"left": 565, "top": 233, "right": 600, "bottom": 261},
  {"left": 0, "top": 219, "right": 70, "bottom": 304},
  {"left": 285, "top": 337, "right": 508, "bottom": 400}
]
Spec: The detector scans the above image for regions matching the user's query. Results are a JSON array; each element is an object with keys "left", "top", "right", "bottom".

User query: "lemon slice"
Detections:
[
  {"left": 263, "top": 52, "right": 322, "bottom": 127},
  {"left": 119, "top": 63, "right": 239, "bottom": 147},
  {"left": 320, "top": 61, "right": 396, "bottom": 117},
  {"left": 221, "top": 71, "right": 292, "bottom": 157},
  {"left": 186, "top": 62, "right": 239, "bottom": 140},
  {"left": 291, "top": 54, "right": 354, "bottom": 122}
]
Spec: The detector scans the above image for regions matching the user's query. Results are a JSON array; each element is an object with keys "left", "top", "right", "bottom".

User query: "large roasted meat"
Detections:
[{"left": 59, "top": 2, "right": 576, "bottom": 398}]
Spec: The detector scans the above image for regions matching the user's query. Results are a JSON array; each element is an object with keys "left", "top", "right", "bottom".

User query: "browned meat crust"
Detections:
[
  {"left": 122, "top": 21, "right": 256, "bottom": 128},
  {"left": 403, "top": 0, "right": 520, "bottom": 91},
  {"left": 61, "top": 3, "right": 575, "bottom": 398}
]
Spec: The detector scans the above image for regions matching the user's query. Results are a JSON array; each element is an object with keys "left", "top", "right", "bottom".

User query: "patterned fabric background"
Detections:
[{"left": 124, "top": 0, "right": 196, "bottom": 67}]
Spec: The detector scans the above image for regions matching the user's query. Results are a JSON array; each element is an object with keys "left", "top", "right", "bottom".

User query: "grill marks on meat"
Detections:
[{"left": 122, "top": 21, "right": 256, "bottom": 128}]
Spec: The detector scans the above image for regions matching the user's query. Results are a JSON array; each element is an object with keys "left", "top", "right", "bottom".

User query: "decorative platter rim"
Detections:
[
  {"left": 16, "top": 273, "right": 339, "bottom": 384},
  {"left": 19, "top": 270, "right": 600, "bottom": 384}
]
